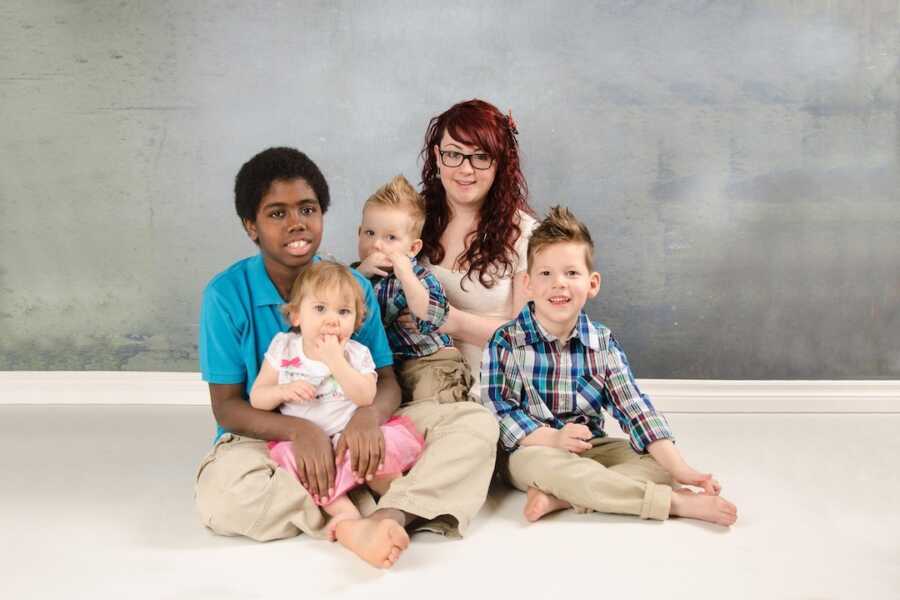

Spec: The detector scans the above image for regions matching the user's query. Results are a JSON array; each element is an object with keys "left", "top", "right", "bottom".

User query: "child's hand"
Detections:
[
  {"left": 315, "top": 334, "right": 346, "bottom": 368},
  {"left": 372, "top": 240, "right": 413, "bottom": 276},
  {"left": 385, "top": 249, "right": 414, "bottom": 276},
  {"left": 671, "top": 466, "right": 721, "bottom": 495},
  {"left": 283, "top": 380, "right": 317, "bottom": 403},
  {"left": 357, "top": 251, "right": 392, "bottom": 278},
  {"left": 555, "top": 423, "right": 593, "bottom": 453}
]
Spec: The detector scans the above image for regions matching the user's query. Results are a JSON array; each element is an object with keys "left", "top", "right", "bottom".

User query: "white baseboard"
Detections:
[
  {"left": 638, "top": 379, "right": 900, "bottom": 412},
  {"left": 1, "top": 372, "right": 209, "bottom": 406},
  {"left": 1, "top": 371, "right": 898, "bottom": 413}
]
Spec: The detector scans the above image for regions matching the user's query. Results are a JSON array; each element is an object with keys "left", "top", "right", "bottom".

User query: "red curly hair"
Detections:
[{"left": 419, "top": 99, "right": 534, "bottom": 289}]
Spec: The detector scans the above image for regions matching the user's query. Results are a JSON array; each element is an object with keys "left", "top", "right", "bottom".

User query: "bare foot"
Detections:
[
  {"left": 670, "top": 491, "right": 738, "bottom": 526},
  {"left": 524, "top": 487, "right": 572, "bottom": 522},
  {"left": 334, "top": 517, "right": 410, "bottom": 569}
]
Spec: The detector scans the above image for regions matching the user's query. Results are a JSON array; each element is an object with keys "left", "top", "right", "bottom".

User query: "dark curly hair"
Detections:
[
  {"left": 234, "top": 147, "right": 330, "bottom": 223},
  {"left": 419, "top": 99, "right": 533, "bottom": 289}
]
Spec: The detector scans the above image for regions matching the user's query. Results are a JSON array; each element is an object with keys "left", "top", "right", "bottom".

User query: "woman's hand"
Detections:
[
  {"left": 289, "top": 419, "right": 337, "bottom": 503},
  {"left": 334, "top": 406, "right": 385, "bottom": 484}
]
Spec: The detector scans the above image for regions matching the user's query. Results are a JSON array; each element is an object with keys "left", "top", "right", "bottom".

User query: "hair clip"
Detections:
[{"left": 506, "top": 110, "right": 519, "bottom": 136}]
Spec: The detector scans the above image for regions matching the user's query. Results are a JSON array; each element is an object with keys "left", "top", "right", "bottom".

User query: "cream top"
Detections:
[{"left": 422, "top": 210, "right": 538, "bottom": 391}]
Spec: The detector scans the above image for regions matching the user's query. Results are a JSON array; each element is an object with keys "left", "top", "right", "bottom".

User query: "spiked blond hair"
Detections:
[
  {"left": 527, "top": 206, "right": 594, "bottom": 272},
  {"left": 363, "top": 175, "right": 426, "bottom": 237}
]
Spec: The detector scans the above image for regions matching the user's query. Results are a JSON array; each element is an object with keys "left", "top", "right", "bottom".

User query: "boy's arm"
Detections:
[
  {"left": 391, "top": 259, "right": 448, "bottom": 333},
  {"left": 647, "top": 439, "right": 721, "bottom": 495},
  {"left": 479, "top": 336, "right": 545, "bottom": 451},
  {"left": 394, "top": 256, "right": 447, "bottom": 326},
  {"left": 211, "top": 383, "right": 317, "bottom": 441},
  {"left": 368, "top": 365, "right": 401, "bottom": 421},
  {"left": 598, "top": 335, "right": 721, "bottom": 493},
  {"left": 391, "top": 256, "right": 428, "bottom": 318},
  {"left": 601, "top": 334, "right": 674, "bottom": 454}
]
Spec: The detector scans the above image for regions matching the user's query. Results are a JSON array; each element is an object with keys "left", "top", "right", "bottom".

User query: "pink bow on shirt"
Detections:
[{"left": 281, "top": 357, "right": 301, "bottom": 368}]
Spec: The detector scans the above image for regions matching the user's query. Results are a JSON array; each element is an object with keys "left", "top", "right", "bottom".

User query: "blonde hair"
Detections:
[
  {"left": 282, "top": 260, "right": 367, "bottom": 332},
  {"left": 527, "top": 206, "right": 594, "bottom": 272},
  {"left": 363, "top": 175, "right": 426, "bottom": 237}
]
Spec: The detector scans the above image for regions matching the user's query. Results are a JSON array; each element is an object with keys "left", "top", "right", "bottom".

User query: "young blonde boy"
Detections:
[
  {"left": 355, "top": 175, "right": 473, "bottom": 404},
  {"left": 480, "top": 206, "right": 738, "bottom": 526}
]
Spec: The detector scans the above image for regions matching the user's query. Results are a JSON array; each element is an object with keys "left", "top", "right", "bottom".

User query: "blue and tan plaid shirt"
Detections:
[
  {"left": 372, "top": 257, "right": 453, "bottom": 360},
  {"left": 480, "top": 302, "right": 674, "bottom": 453}
]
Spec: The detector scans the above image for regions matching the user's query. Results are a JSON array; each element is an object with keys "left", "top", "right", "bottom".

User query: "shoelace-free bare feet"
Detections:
[
  {"left": 524, "top": 486, "right": 572, "bottom": 522},
  {"left": 334, "top": 517, "right": 410, "bottom": 568}
]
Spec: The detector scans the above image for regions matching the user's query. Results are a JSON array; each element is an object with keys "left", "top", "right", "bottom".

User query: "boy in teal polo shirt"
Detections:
[
  {"left": 194, "top": 147, "right": 499, "bottom": 570},
  {"left": 199, "top": 253, "right": 392, "bottom": 442}
]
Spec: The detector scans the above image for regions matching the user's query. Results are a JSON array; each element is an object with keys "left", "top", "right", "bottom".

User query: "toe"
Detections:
[{"left": 388, "top": 523, "right": 410, "bottom": 549}]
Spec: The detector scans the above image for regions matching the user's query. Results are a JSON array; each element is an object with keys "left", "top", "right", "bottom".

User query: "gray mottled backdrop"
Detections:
[{"left": 1, "top": 1, "right": 898, "bottom": 378}]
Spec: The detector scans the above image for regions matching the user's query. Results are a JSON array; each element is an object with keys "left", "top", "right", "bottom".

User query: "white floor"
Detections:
[{"left": 2, "top": 406, "right": 899, "bottom": 600}]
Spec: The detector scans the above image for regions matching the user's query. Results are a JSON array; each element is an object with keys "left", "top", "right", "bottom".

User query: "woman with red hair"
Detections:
[
  {"left": 404, "top": 99, "right": 537, "bottom": 390},
  {"left": 340, "top": 99, "right": 535, "bottom": 545}
]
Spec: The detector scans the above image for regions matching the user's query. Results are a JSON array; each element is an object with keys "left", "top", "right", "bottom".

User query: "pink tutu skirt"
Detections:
[{"left": 267, "top": 415, "right": 425, "bottom": 507}]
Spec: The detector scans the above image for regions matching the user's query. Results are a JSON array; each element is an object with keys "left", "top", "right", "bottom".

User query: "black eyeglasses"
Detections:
[{"left": 438, "top": 149, "right": 494, "bottom": 170}]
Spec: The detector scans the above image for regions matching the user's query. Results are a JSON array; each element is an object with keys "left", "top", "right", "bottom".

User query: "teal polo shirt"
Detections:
[{"left": 199, "top": 254, "right": 394, "bottom": 442}]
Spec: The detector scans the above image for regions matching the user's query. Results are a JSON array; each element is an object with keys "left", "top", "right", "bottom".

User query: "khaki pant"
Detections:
[
  {"left": 505, "top": 437, "right": 674, "bottom": 520},
  {"left": 194, "top": 400, "right": 498, "bottom": 541},
  {"left": 395, "top": 348, "right": 474, "bottom": 405}
]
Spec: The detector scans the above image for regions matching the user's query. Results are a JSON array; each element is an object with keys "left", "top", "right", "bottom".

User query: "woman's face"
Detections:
[{"left": 434, "top": 130, "right": 497, "bottom": 210}]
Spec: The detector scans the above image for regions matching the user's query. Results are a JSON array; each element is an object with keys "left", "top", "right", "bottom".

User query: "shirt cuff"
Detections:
[
  {"left": 201, "top": 371, "right": 245, "bottom": 385},
  {"left": 627, "top": 412, "right": 675, "bottom": 454},
  {"left": 498, "top": 412, "right": 543, "bottom": 451}
]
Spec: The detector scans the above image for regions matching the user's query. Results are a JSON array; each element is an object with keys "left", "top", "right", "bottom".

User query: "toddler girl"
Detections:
[{"left": 250, "top": 260, "right": 424, "bottom": 541}]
